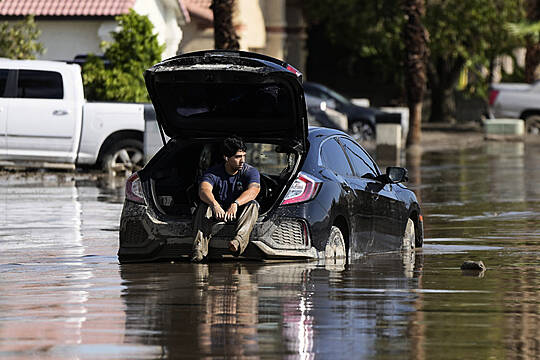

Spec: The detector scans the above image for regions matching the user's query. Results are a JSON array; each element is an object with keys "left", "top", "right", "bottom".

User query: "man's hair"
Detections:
[{"left": 223, "top": 135, "right": 247, "bottom": 158}]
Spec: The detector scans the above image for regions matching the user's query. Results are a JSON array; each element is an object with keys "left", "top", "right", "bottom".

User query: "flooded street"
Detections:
[{"left": 0, "top": 142, "right": 539, "bottom": 359}]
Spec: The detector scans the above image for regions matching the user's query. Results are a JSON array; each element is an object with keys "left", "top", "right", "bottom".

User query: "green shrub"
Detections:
[
  {"left": 83, "top": 10, "right": 164, "bottom": 102},
  {"left": 0, "top": 15, "right": 43, "bottom": 59}
]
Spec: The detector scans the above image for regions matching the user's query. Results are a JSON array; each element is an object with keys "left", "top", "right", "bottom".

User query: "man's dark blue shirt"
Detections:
[{"left": 199, "top": 163, "right": 260, "bottom": 208}]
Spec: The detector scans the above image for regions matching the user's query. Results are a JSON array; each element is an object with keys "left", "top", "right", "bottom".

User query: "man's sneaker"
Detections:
[
  {"left": 191, "top": 249, "right": 204, "bottom": 262},
  {"left": 229, "top": 239, "right": 240, "bottom": 255}
]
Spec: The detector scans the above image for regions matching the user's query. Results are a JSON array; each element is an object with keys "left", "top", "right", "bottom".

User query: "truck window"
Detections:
[
  {"left": 0, "top": 69, "right": 7, "bottom": 97},
  {"left": 17, "top": 70, "right": 63, "bottom": 99}
]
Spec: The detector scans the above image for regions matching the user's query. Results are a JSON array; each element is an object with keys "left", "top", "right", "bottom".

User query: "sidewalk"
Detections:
[{"left": 418, "top": 122, "right": 540, "bottom": 152}]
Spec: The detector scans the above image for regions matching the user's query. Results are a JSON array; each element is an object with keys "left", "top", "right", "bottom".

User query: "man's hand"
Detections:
[
  {"left": 225, "top": 202, "right": 238, "bottom": 222},
  {"left": 212, "top": 203, "right": 226, "bottom": 221}
]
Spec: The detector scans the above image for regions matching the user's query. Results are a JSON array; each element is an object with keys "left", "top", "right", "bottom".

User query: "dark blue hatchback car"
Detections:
[{"left": 118, "top": 50, "right": 423, "bottom": 263}]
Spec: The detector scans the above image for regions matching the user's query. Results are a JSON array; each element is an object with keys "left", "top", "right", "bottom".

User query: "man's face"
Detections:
[{"left": 225, "top": 150, "right": 246, "bottom": 172}]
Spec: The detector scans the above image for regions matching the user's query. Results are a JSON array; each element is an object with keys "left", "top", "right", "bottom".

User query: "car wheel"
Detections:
[
  {"left": 325, "top": 226, "right": 347, "bottom": 261},
  {"left": 525, "top": 115, "right": 540, "bottom": 135},
  {"left": 101, "top": 139, "right": 144, "bottom": 174},
  {"left": 402, "top": 218, "right": 416, "bottom": 251},
  {"left": 350, "top": 121, "right": 375, "bottom": 142}
]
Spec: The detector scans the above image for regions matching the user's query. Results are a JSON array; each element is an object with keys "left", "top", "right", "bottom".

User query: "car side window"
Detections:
[
  {"left": 320, "top": 138, "right": 353, "bottom": 176},
  {"left": 0, "top": 69, "right": 8, "bottom": 97},
  {"left": 340, "top": 138, "right": 378, "bottom": 176},
  {"left": 17, "top": 70, "right": 63, "bottom": 99}
]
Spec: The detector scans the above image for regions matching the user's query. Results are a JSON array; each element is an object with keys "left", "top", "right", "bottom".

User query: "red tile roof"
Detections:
[{"left": 0, "top": 0, "right": 136, "bottom": 16}]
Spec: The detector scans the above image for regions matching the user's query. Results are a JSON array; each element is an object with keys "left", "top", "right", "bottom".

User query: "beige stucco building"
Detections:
[
  {"left": 0, "top": 0, "right": 188, "bottom": 61},
  {"left": 1, "top": 0, "right": 306, "bottom": 73},
  {"left": 180, "top": 0, "right": 307, "bottom": 73}
]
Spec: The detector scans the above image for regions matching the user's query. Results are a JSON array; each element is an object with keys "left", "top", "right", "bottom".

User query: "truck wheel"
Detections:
[
  {"left": 350, "top": 121, "right": 375, "bottom": 142},
  {"left": 101, "top": 139, "right": 144, "bottom": 174},
  {"left": 525, "top": 115, "right": 540, "bottom": 135}
]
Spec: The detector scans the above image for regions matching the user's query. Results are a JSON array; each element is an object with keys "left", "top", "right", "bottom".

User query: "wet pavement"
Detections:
[{"left": 0, "top": 141, "right": 539, "bottom": 359}]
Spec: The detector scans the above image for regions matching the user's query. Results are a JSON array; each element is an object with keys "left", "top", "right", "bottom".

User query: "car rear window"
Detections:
[{"left": 17, "top": 70, "right": 64, "bottom": 99}]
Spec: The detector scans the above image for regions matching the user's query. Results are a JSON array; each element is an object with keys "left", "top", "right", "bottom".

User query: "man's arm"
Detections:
[
  {"left": 234, "top": 183, "right": 260, "bottom": 206},
  {"left": 199, "top": 181, "right": 226, "bottom": 220},
  {"left": 224, "top": 183, "right": 260, "bottom": 222}
]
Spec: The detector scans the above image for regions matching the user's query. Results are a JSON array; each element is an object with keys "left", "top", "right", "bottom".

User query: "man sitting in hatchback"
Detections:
[{"left": 192, "top": 136, "right": 261, "bottom": 262}]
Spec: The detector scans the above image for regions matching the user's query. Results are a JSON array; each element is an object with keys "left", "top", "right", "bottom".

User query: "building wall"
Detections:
[
  {"left": 179, "top": 22, "right": 214, "bottom": 54},
  {"left": 5, "top": 0, "right": 183, "bottom": 62},
  {"left": 237, "top": 0, "right": 266, "bottom": 51},
  {"left": 34, "top": 20, "right": 116, "bottom": 61},
  {"left": 134, "top": 0, "right": 183, "bottom": 59},
  {"left": 178, "top": 0, "right": 306, "bottom": 73}
]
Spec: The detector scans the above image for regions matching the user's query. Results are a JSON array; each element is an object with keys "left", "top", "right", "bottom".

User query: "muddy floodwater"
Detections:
[{"left": 1, "top": 141, "right": 539, "bottom": 359}]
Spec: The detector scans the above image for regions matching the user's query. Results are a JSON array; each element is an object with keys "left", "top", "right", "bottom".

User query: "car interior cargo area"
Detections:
[{"left": 145, "top": 139, "right": 300, "bottom": 217}]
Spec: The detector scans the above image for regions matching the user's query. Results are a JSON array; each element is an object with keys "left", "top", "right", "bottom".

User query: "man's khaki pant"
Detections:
[{"left": 192, "top": 200, "right": 259, "bottom": 258}]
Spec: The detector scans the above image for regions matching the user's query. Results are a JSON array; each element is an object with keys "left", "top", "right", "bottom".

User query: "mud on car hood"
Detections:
[{"left": 145, "top": 50, "right": 308, "bottom": 152}]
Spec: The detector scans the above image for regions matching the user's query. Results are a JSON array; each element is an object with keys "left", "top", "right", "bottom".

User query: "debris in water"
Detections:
[{"left": 460, "top": 260, "right": 486, "bottom": 271}]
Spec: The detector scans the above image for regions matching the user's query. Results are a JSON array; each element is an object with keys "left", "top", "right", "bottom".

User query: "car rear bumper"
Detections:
[{"left": 118, "top": 201, "right": 322, "bottom": 263}]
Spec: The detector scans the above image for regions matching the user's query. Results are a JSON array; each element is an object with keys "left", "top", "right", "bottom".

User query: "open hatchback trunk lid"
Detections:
[{"left": 144, "top": 50, "right": 308, "bottom": 152}]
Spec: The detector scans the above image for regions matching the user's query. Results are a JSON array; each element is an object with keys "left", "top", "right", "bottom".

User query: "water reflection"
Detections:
[
  {"left": 119, "top": 253, "right": 423, "bottom": 358},
  {"left": 0, "top": 141, "right": 539, "bottom": 359},
  {"left": 407, "top": 142, "right": 540, "bottom": 360},
  {"left": 0, "top": 173, "right": 130, "bottom": 358}
]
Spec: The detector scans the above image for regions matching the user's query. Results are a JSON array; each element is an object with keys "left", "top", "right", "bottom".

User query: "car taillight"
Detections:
[
  {"left": 488, "top": 89, "right": 499, "bottom": 106},
  {"left": 125, "top": 172, "right": 145, "bottom": 205},
  {"left": 281, "top": 172, "right": 321, "bottom": 205},
  {"left": 286, "top": 64, "right": 300, "bottom": 75}
]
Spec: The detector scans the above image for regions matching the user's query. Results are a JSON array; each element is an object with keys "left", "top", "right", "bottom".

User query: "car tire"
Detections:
[
  {"left": 525, "top": 115, "right": 540, "bottom": 135},
  {"left": 350, "top": 121, "right": 375, "bottom": 142},
  {"left": 402, "top": 218, "right": 416, "bottom": 251},
  {"left": 101, "top": 139, "right": 144, "bottom": 174},
  {"left": 325, "top": 226, "right": 347, "bottom": 261}
]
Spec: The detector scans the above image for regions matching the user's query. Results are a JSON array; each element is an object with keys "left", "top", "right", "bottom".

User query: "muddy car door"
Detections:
[
  {"left": 337, "top": 137, "right": 378, "bottom": 252},
  {"left": 319, "top": 137, "right": 373, "bottom": 254},
  {"left": 369, "top": 182, "right": 408, "bottom": 250},
  {"left": 341, "top": 138, "right": 407, "bottom": 251}
]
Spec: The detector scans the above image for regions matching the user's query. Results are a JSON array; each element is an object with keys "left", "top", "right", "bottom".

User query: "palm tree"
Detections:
[
  {"left": 403, "top": 0, "right": 428, "bottom": 147},
  {"left": 524, "top": 0, "right": 540, "bottom": 82},
  {"left": 211, "top": 0, "right": 240, "bottom": 50}
]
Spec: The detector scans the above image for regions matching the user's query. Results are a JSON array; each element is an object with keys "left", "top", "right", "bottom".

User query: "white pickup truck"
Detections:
[
  {"left": 0, "top": 59, "right": 152, "bottom": 171},
  {"left": 488, "top": 82, "right": 540, "bottom": 134}
]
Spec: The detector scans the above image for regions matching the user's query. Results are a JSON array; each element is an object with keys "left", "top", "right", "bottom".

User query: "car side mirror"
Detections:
[{"left": 386, "top": 167, "right": 408, "bottom": 183}]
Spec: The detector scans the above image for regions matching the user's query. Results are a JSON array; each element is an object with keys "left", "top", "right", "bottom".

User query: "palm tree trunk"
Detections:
[
  {"left": 525, "top": 0, "right": 540, "bottom": 83},
  {"left": 211, "top": 0, "right": 240, "bottom": 50},
  {"left": 403, "top": 0, "right": 428, "bottom": 147}
]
